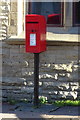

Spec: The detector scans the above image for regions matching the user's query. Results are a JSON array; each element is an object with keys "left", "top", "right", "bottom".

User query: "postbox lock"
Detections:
[{"left": 32, "top": 30, "right": 36, "bottom": 32}]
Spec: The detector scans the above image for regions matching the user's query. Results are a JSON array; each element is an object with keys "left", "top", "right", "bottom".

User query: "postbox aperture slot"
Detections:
[{"left": 26, "top": 22, "right": 39, "bottom": 24}]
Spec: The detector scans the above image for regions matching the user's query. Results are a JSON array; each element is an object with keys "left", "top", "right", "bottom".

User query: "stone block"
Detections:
[
  {"left": 8, "top": 26, "right": 17, "bottom": 35},
  {"left": 0, "top": 42, "right": 2, "bottom": 49},
  {"left": 0, "top": 54, "right": 2, "bottom": 60},
  {"left": 11, "top": 2, "right": 17, "bottom": 12},
  {"left": 40, "top": 90, "right": 58, "bottom": 95},
  {"left": 43, "top": 81, "right": 70, "bottom": 91},
  {"left": 70, "top": 82, "right": 79, "bottom": 86},
  {"left": 0, "top": 68, "right": 2, "bottom": 77},
  {"left": 2, "top": 66, "right": 22, "bottom": 77},
  {"left": 58, "top": 91, "right": 78, "bottom": 100},
  {"left": 10, "top": 47, "right": 20, "bottom": 54},
  {"left": 40, "top": 53, "right": 56, "bottom": 63},
  {"left": 2, "top": 48, "right": 10, "bottom": 56},
  {"left": 70, "top": 73, "right": 78, "bottom": 81},
  {"left": 2, "top": 77, "right": 26, "bottom": 84},
  {"left": 2, "top": 53, "right": 10, "bottom": 59},
  {"left": 71, "top": 117, "right": 80, "bottom": 120},
  {"left": 9, "top": 13, "right": 17, "bottom": 25},
  {"left": 11, "top": 45, "right": 20, "bottom": 49},
  {"left": 70, "top": 86, "right": 79, "bottom": 91},
  {"left": 0, "top": 48, "right": 2, "bottom": 55},
  {"left": 21, "top": 68, "right": 34, "bottom": 77},
  {"left": 2, "top": 42, "right": 11, "bottom": 49},
  {"left": 19, "top": 60, "right": 29, "bottom": 67},
  {"left": 20, "top": 45, "right": 25, "bottom": 53},
  {"left": 50, "top": 118, "right": 71, "bottom": 120},
  {"left": 52, "top": 63, "right": 73, "bottom": 73},
  {"left": 21, "top": 87, "right": 34, "bottom": 93},
  {"left": 10, "top": 53, "right": 22, "bottom": 60},
  {"left": 2, "top": 85, "right": 21, "bottom": 91},
  {"left": 4, "top": 92, "right": 32, "bottom": 101}
]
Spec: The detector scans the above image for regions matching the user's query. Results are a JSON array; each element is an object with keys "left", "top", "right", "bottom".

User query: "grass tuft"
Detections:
[{"left": 53, "top": 100, "right": 80, "bottom": 107}]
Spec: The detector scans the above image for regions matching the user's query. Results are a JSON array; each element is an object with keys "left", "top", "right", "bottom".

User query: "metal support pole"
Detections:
[{"left": 34, "top": 53, "right": 39, "bottom": 107}]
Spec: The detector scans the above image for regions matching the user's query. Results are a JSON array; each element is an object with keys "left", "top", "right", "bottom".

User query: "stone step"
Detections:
[
  {"left": 0, "top": 11, "right": 9, "bottom": 13},
  {"left": 0, "top": 18, "right": 8, "bottom": 20},
  {"left": 0, "top": 16, "right": 8, "bottom": 18},
  {"left": 0, "top": 37, "right": 6, "bottom": 40},
  {"left": 0, "top": 28, "right": 7, "bottom": 31},
  {"left": 0, "top": 4, "right": 8, "bottom": 6},
  {"left": 0, "top": 2, "right": 7, "bottom": 5},
  {"left": 1, "top": 34, "right": 7, "bottom": 37},
  {"left": 0, "top": 32, "right": 7, "bottom": 35},
  {"left": 0, "top": 25, "right": 7, "bottom": 29},
  {"left": 0, "top": 13, "right": 8, "bottom": 16},
  {"left": 1, "top": 22, "right": 7, "bottom": 25},
  {"left": 0, "top": 35, "right": 6, "bottom": 38},
  {"left": 0, "top": 10, "right": 9, "bottom": 13},
  {"left": 1, "top": 30, "right": 7, "bottom": 33}
]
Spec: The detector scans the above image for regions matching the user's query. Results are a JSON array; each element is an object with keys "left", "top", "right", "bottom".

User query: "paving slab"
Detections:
[{"left": 0, "top": 102, "right": 80, "bottom": 120}]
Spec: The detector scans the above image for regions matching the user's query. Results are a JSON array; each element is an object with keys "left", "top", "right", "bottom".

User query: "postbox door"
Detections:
[{"left": 26, "top": 23, "right": 41, "bottom": 53}]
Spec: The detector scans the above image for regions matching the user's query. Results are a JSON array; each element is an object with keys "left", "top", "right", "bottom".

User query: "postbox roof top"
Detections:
[
  {"left": 26, "top": 14, "right": 46, "bottom": 20},
  {"left": 26, "top": 14, "right": 44, "bottom": 17},
  {"left": 26, "top": 14, "right": 46, "bottom": 23}
]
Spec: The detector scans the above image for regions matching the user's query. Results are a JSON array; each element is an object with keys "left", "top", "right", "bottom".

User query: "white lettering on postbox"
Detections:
[{"left": 30, "top": 34, "right": 36, "bottom": 46}]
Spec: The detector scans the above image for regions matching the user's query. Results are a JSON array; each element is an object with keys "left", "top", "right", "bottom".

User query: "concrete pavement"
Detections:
[{"left": 0, "top": 102, "right": 80, "bottom": 120}]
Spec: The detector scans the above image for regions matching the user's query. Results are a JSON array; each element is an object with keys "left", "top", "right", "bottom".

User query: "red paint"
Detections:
[
  {"left": 47, "top": 14, "right": 61, "bottom": 24},
  {"left": 25, "top": 14, "right": 46, "bottom": 53}
]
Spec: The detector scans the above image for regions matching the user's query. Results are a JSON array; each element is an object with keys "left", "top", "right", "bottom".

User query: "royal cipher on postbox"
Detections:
[{"left": 25, "top": 14, "right": 46, "bottom": 53}]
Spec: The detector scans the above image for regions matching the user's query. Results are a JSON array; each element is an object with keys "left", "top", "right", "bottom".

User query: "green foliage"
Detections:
[
  {"left": 39, "top": 96, "right": 48, "bottom": 104},
  {"left": 20, "top": 99, "right": 28, "bottom": 103},
  {"left": 8, "top": 99, "right": 29, "bottom": 105},
  {"left": 8, "top": 99, "right": 18, "bottom": 105},
  {"left": 53, "top": 100, "right": 80, "bottom": 107}
]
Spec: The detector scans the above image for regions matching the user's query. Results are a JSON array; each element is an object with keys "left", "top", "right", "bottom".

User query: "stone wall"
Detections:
[
  {"left": 0, "top": 1, "right": 17, "bottom": 40},
  {"left": 8, "top": 1, "right": 17, "bottom": 35},
  {"left": 0, "top": 1, "right": 10, "bottom": 40},
  {"left": 1, "top": 41, "right": 80, "bottom": 102}
]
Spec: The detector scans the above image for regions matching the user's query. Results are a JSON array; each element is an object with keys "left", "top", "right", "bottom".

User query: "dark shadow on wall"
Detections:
[
  {"left": 47, "top": 27, "right": 80, "bottom": 34},
  {"left": 1, "top": 118, "right": 80, "bottom": 120}
]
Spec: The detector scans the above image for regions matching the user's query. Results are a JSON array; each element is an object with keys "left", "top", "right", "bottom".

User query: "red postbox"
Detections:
[{"left": 25, "top": 14, "right": 46, "bottom": 53}]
